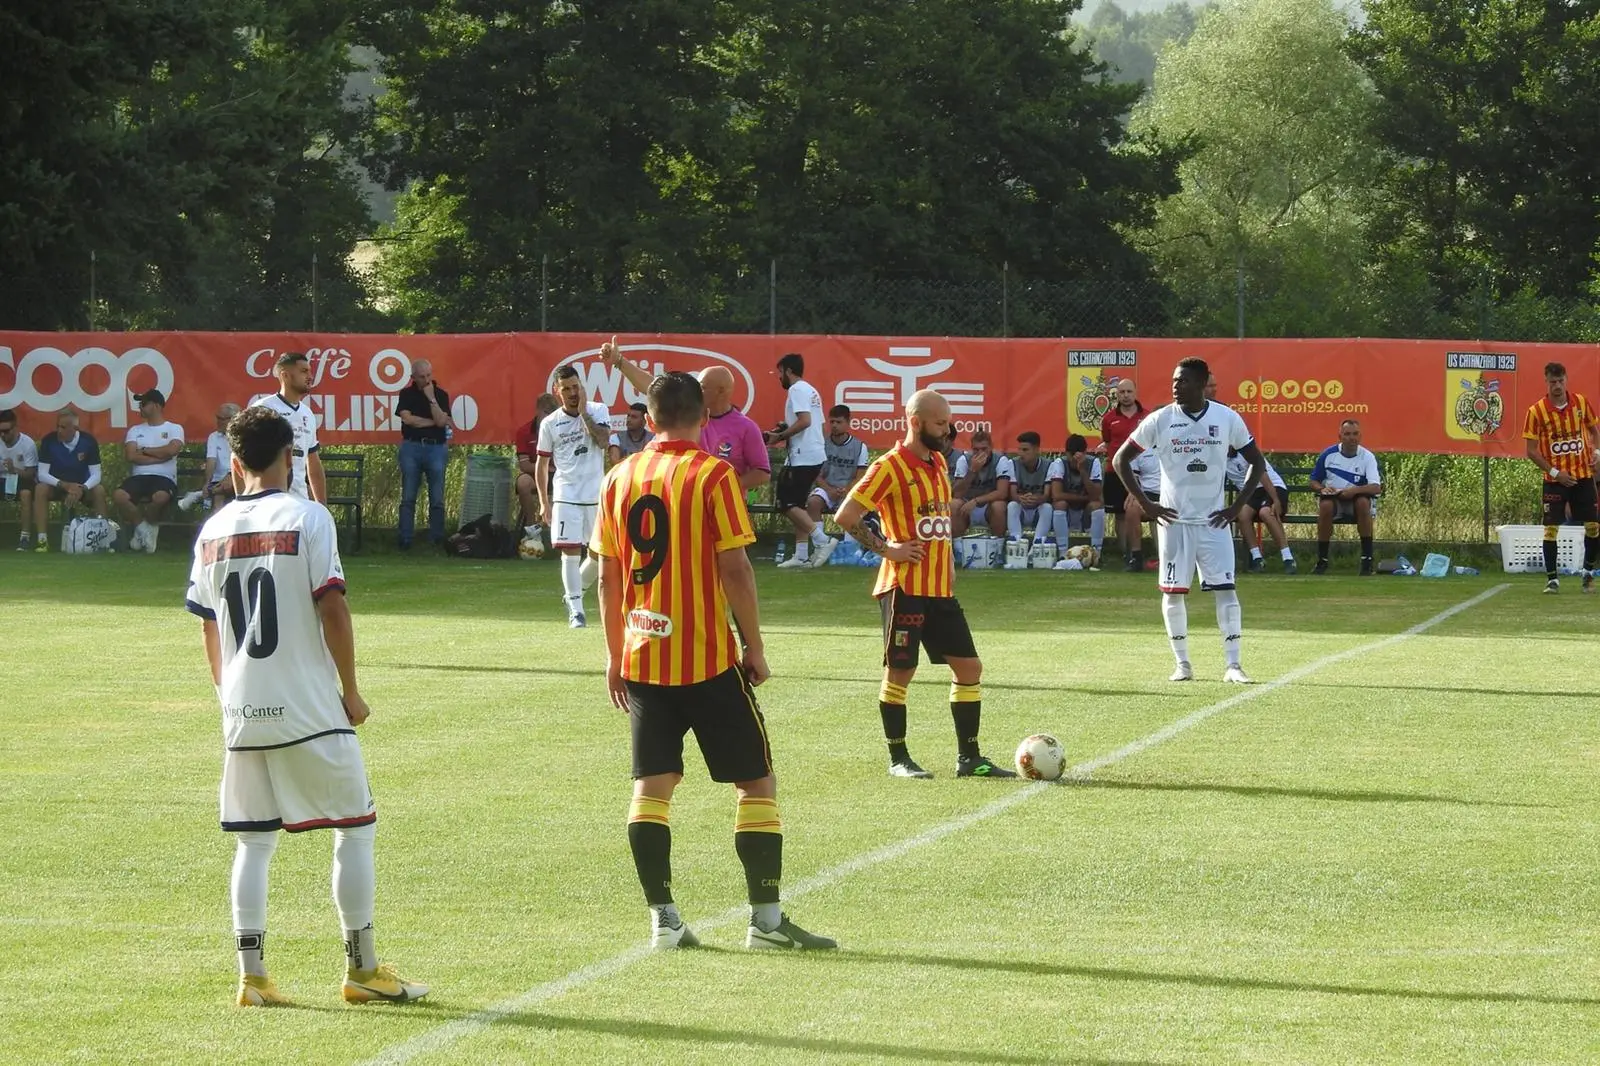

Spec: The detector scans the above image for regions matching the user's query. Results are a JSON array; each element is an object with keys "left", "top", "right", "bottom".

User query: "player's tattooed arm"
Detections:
[{"left": 833, "top": 501, "right": 925, "bottom": 563}]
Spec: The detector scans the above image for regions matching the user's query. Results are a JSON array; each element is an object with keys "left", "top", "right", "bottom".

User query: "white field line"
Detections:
[{"left": 362, "top": 583, "right": 1508, "bottom": 1066}]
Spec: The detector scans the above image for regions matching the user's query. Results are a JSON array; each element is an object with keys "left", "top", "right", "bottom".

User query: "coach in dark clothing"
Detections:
[{"left": 396, "top": 360, "right": 453, "bottom": 549}]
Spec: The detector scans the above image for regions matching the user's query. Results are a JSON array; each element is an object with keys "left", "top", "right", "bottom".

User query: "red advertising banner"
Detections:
[{"left": 1, "top": 331, "right": 1594, "bottom": 455}]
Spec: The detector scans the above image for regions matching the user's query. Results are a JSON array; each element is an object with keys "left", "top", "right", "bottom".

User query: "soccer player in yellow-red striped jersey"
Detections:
[
  {"left": 835, "top": 390, "right": 1017, "bottom": 780},
  {"left": 590, "top": 369, "right": 836, "bottom": 952},
  {"left": 1523, "top": 361, "right": 1600, "bottom": 592}
]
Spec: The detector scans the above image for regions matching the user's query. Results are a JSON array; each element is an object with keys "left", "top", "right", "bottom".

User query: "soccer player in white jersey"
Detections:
[
  {"left": 537, "top": 365, "right": 613, "bottom": 627},
  {"left": 1048, "top": 434, "right": 1106, "bottom": 563},
  {"left": 1115, "top": 358, "right": 1267, "bottom": 684},
  {"left": 249, "top": 352, "right": 325, "bottom": 502},
  {"left": 186, "top": 406, "right": 426, "bottom": 1007}
]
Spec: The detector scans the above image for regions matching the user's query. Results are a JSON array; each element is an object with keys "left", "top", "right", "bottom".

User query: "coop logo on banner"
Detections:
[
  {"left": 1065, "top": 349, "right": 1137, "bottom": 438},
  {"left": 835, "top": 346, "right": 987, "bottom": 434},
  {"left": 1443, "top": 351, "right": 1515, "bottom": 442},
  {"left": 0, "top": 345, "right": 174, "bottom": 428},
  {"left": 244, "top": 346, "right": 480, "bottom": 433},
  {"left": 550, "top": 344, "right": 755, "bottom": 427}
]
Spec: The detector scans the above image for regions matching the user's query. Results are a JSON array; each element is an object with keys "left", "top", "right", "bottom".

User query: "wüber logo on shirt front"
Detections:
[{"left": 626, "top": 610, "right": 674, "bottom": 638}]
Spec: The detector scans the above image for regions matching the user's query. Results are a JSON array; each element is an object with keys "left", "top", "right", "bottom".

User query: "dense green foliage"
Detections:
[{"left": 2, "top": 0, "right": 1596, "bottom": 338}]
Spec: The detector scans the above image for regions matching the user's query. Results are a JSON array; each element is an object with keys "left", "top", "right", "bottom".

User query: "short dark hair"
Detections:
[
  {"left": 777, "top": 352, "right": 804, "bottom": 377},
  {"left": 535, "top": 393, "right": 559, "bottom": 417},
  {"left": 1546, "top": 362, "right": 1567, "bottom": 378},
  {"left": 647, "top": 372, "right": 704, "bottom": 431},
  {"left": 276, "top": 351, "right": 308, "bottom": 369},
  {"left": 1016, "top": 431, "right": 1041, "bottom": 447},
  {"left": 226, "top": 406, "right": 295, "bottom": 473},
  {"left": 829, "top": 404, "right": 851, "bottom": 419},
  {"left": 629, "top": 402, "right": 648, "bottom": 414},
  {"left": 0, "top": 408, "right": 15, "bottom": 427},
  {"left": 971, "top": 429, "right": 992, "bottom": 445},
  {"left": 1066, "top": 433, "right": 1086, "bottom": 453},
  {"left": 555, "top": 365, "right": 580, "bottom": 383},
  {"left": 1177, "top": 357, "right": 1210, "bottom": 383}
]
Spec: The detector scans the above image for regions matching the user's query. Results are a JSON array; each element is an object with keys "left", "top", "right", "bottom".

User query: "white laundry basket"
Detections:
[{"left": 1496, "top": 524, "right": 1584, "bottom": 573}]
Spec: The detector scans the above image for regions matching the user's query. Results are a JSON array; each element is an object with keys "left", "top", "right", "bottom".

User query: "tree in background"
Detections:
[
  {"left": 367, "top": 0, "right": 1186, "bottom": 335},
  {"left": 1350, "top": 0, "right": 1600, "bottom": 341},
  {"left": 1129, "top": 0, "right": 1381, "bottom": 336},
  {"left": 0, "top": 0, "right": 382, "bottom": 331},
  {"left": 1084, "top": 1, "right": 1202, "bottom": 94}
]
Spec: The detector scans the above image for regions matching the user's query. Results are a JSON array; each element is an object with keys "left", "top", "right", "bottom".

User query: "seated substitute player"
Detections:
[
  {"left": 180, "top": 403, "right": 242, "bottom": 514},
  {"left": 1119, "top": 447, "right": 1163, "bottom": 571},
  {"left": 514, "top": 392, "right": 560, "bottom": 540},
  {"left": 1309, "top": 419, "right": 1383, "bottom": 575},
  {"left": 1004, "top": 431, "right": 1053, "bottom": 567},
  {"left": 592, "top": 371, "right": 835, "bottom": 951},
  {"left": 607, "top": 402, "right": 655, "bottom": 464},
  {"left": 1114, "top": 357, "right": 1267, "bottom": 684},
  {"left": 114, "top": 388, "right": 185, "bottom": 553},
  {"left": 950, "top": 429, "right": 1013, "bottom": 537},
  {"left": 1048, "top": 434, "right": 1106, "bottom": 564},
  {"left": 835, "top": 389, "right": 1018, "bottom": 780},
  {"left": 0, "top": 408, "right": 40, "bottom": 551},
  {"left": 1226, "top": 448, "right": 1296, "bottom": 573},
  {"left": 794, "top": 404, "right": 869, "bottom": 567},
  {"left": 1523, "top": 361, "right": 1600, "bottom": 593},
  {"left": 185, "top": 406, "right": 426, "bottom": 1007}
]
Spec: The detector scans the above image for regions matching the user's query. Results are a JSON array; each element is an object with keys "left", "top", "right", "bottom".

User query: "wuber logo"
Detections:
[
  {"left": 0, "top": 344, "right": 174, "bottom": 428},
  {"left": 550, "top": 343, "right": 757, "bottom": 424}
]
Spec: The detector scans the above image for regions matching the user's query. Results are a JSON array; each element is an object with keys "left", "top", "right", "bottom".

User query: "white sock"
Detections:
[
  {"left": 651, "top": 903, "right": 682, "bottom": 929},
  {"left": 232, "top": 832, "right": 277, "bottom": 976},
  {"left": 1006, "top": 500, "right": 1023, "bottom": 540},
  {"left": 1214, "top": 590, "right": 1242, "bottom": 667},
  {"left": 1052, "top": 508, "right": 1070, "bottom": 546},
  {"left": 809, "top": 526, "right": 828, "bottom": 549},
  {"left": 1280, "top": 546, "right": 1294, "bottom": 560},
  {"left": 1249, "top": 546, "right": 1263, "bottom": 560},
  {"left": 1031, "top": 512, "right": 1051, "bottom": 547},
  {"left": 1090, "top": 508, "right": 1106, "bottom": 551},
  {"left": 524, "top": 524, "right": 539, "bottom": 539},
  {"left": 561, "top": 553, "right": 582, "bottom": 603},
  {"left": 333, "top": 823, "right": 377, "bottom": 970},
  {"left": 579, "top": 555, "right": 598, "bottom": 589},
  {"left": 795, "top": 540, "right": 810, "bottom": 562},
  {"left": 1162, "top": 593, "right": 1190, "bottom": 666}
]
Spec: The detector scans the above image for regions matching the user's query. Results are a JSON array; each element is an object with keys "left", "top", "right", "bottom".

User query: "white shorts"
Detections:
[
  {"left": 1010, "top": 502, "right": 1046, "bottom": 525},
  {"left": 221, "top": 732, "right": 374, "bottom": 833},
  {"left": 1157, "top": 521, "right": 1237, "bottom": 594},
  {"left": 808, "top": 484, "right": 847, "bottom": 513},
  {"left": 550, "top": 501, "right": 598, "bottom": 548}
]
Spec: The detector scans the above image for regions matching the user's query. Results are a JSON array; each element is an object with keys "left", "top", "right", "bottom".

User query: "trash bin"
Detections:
[{"left": 459, "top": 453, "right": 512, "bottom": 527}]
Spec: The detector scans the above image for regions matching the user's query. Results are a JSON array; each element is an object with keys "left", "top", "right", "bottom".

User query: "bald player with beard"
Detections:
[
  {"left": 835, "top": 390, "right": 1016, "bottom": 779},
  {"left": 603, "top": 344, "right": 772, "bottom": 492}
]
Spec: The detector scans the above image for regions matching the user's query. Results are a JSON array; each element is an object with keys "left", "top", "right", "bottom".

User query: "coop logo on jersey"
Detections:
[
  {"left": 551, "top": 344, "right": 755, "bottom": 424},
  {"left": 835, "top": 346, "right": 985, "bottom": 417},
  {"left": 626, "top": 609, "right": 675, "bottom": 638},
  {"left": 1443, "top": 352, "right": 1514, "bottom": 442},
  {"left": 243, "top": 345, "right": 481, "bottom": 433},
  {"left": 0, "top": 344, "right": 173, "bottom": 428},
  {"left": 1065, "top": 350, "right": 1137, "bottom": 438}
]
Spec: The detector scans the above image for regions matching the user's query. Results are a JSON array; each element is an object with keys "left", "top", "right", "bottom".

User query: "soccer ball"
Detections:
[
  {"left": 517, "top": 535, "right": 546, "bottom": 560},
  {"left": 1066, "top": 544, "right": 1100, "bottom": 570},
  {"left": 1014, "top": 734, "right": 1066, "bottom": 781}
]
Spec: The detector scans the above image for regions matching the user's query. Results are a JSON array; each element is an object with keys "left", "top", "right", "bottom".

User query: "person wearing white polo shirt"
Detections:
[
  {"left": 114, "top": 389, "right": 186, "bottom": 553},
  {"left": 767, "top": 352, "right": 836, "bottom": 569},
  {"left": 180, "top": 403, "right": 241, "bottom": 514}
]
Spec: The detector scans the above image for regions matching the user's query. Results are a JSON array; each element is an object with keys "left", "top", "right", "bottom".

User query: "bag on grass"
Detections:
[
  {"left": 61, "top": 516, "right": 119, "bottom": 555},
  {"left": 447, "top": 513, "right": 517, "bottom": 560}
]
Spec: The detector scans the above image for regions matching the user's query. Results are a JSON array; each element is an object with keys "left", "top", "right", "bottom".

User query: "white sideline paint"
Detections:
[{"left": 362, "top": 584, "right": 1507, "bottom": 1066}]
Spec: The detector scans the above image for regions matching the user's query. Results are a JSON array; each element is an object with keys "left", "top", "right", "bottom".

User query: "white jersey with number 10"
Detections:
[
  {"left": 1127, "top": 401, "right": 1254, "bottom": 522},
  {"left": 185, "top": 490, "right": 349, "bottom": 751}
]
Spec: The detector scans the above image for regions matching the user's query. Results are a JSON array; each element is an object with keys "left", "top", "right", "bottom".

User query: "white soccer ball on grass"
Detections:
[{"left": 1014, "top": 734, "right": 1066, "bottom": 781}]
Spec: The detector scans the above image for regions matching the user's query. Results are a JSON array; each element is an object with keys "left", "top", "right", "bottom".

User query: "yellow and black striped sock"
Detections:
[
  {"left": 626, "top": 796, "right": 673, "bottom": 906},
  {"left": 879, "top": 680, "right": 910, "bottom": 761},
  {"left": 733, "top": 797, "right": 783, "bottom": 910},
  {"left": 950, "top": 682, "right": 982, "bottom": 759}
]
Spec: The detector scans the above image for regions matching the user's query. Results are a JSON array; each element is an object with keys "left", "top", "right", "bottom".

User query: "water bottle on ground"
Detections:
[
  {"left": 1453, "top": 565, "right": 1479, "bottom": 576},
  {"left": 774, "top": 539, "right": 787, "bottom": 565}
]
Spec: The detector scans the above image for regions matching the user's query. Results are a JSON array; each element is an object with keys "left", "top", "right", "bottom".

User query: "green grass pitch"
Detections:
[{"left": 2, "top": 555, "right": 1596, "bottom": 1064}]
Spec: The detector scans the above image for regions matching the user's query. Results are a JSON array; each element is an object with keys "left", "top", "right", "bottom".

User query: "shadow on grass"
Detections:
[
  {"left": 1075, "top": 778, "right": 1554, "bottom": 809},
  {"left": 494, "top": 1010, "right": 1165, "bottom": 1066},
  {"left": 831, "top": 951, "right": 1600, "bottom": 1008}
]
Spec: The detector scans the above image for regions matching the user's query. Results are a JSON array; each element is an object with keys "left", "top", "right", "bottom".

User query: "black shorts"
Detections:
[
  {"left": 119, "top": 474, "right": 177, "bottom": 503},
  {"left": 1243, "top": 486, "right": 1286, "bottom": 515},
  {"left": 880, "top": 590, "right": 978, "bottom": 671},
  {"left": 776, "top": 464, "right": 823, "bottom": 510},
  {"left": 1102, "top": 469, "right": 1129, "bottom": 514},
  {"left": 627, "top": 666, "right": 773, "bottom": 783},
  {"left": 2, "top": 473, "right": 35, "bottom": 500},
  {"left": 1542, "top": 478, "right": 1598, "bottom": 527}
]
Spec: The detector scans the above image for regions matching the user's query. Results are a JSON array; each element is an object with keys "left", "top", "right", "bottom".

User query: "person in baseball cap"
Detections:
[{"left": 114, "top": 387, "right": 186, "bottom": 553}]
